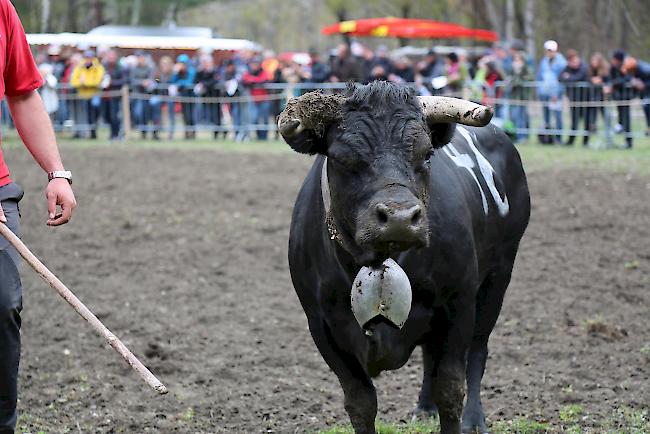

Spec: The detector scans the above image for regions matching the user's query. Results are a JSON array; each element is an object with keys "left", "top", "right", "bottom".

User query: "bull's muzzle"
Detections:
[
  {"left": 350, "top": 258, "right": 412, "bottom": 331},
  {"left": 355, "top": 189, "right": 430, "bottom": 257}
]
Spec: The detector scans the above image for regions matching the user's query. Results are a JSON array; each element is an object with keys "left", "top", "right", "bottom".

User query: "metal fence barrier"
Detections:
[{"left": 4, "top": 81, "right": 649, "bottom": 147}]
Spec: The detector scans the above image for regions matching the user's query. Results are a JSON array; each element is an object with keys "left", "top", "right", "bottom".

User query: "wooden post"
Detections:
[
  {"left": 121, "top": 85, "right": 131, "bottom": 141},
  {"left": 0, "top": 223, "right": 168, "bottom": 395}
]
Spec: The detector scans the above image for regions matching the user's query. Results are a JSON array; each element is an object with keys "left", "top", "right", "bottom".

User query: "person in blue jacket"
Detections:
[
  {"left": 170, "top": 54, "right": 197, "bottom": 139},
  {"left": 536, "top": 40, "right": 567, "bottom": 144}
]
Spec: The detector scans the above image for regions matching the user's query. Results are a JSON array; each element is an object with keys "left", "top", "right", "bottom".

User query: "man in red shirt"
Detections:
[
  {"left": 242, "top": 58, "right": 271, "bottom": 140},
  {"left": 0, "top": 1, "right": 76, "bottom": 432}
]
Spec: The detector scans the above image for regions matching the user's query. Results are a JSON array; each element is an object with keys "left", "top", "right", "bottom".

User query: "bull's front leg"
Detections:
[
  {"left": 431, "top": 296, "right": 475, "bottom": 434},
  {"left": 308, "top": 318, "right": 377, "bottom": 434},
  {"left": 413, "top": 342, "right": 438, "bottom": 419},
  {"left": 341, "top": 372, "right": 378, "bottom": 434}
]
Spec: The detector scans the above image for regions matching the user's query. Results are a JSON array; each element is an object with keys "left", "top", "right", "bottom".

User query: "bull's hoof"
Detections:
[
  {"left": 411, "top": 403, "right": 438, "bottom": 422},
  {"left": 461, "top": 408, "right": 488, "bottom": 433}
]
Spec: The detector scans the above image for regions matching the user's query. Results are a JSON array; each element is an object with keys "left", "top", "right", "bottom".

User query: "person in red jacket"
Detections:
[
  {"left": 242, "top": 58, "right": 271, "bottom": 140},
  {"left": 0, "top": 2, "right": 76, "bottom": 432}
]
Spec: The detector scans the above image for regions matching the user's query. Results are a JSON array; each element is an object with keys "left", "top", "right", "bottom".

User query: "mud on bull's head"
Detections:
[{"left": 279, "top": 82, "right": 492, "bottom": 266}]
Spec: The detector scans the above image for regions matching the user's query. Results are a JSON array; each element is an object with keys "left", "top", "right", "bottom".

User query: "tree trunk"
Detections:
[
  {"left": 131, "top": 0, "right": 142, "bottom": 26},
  {"left": 336, "top": 10, "right": 350, "bottom": 47},
  {"left": 326, "top": 0, "right": 350, "bottom": 47},
  {"left": 619, "top": 2, "right": 629, "bottom": 51},
  {"left": 620, "top": 0, "right": 640, "bottom": 39},
  {"left": 399, "top": 3, "right": 411, "bottom": 47},
  {"left": 505, "top": 0, "right": 515, "bottom": 42},
  {"left": 105, "top": 0, "right": 118, "bottom": 24},
  {"left": 41, "top": 0, "right": 50, "bottom": 33},
  {"left": 524, "top": 0, "right": 536, "bottom": 60},
  {"left": 300, "top": 0, "right": 316, "bottom": 50},
  {"left": 65, "top": 0, "right": 79, "bottom": 32},
  {"left": 604, "top": 0, "right": 615, "bottom": 53},
  {"left": 163, "top": 2, "right": 177, "bottom": 27},
  {"left": 484, "top": 0, "right": 502, "bottom": 38},
  {"left": 266, "top": 0, "right": 279, "bottom": 52},
  {"left": 91, "top": 0, "right": 104, "bottom": 28}
]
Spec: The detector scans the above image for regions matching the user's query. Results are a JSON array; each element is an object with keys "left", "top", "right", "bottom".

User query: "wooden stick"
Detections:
[{"left": 0, "top": 223, "right": 168, "bottom": 395}]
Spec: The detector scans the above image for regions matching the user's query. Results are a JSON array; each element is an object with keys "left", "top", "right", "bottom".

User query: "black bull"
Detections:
[{"left": 279, "top": 82, "right": 530, "bottom": 434}]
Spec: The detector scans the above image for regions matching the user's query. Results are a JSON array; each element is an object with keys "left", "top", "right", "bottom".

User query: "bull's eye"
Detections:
[
  {"left": 328, "top": 147, "right": 367, "bottom": 172},
  {"left": 418, "top": 148, "right": 433, "bottom": 169}
]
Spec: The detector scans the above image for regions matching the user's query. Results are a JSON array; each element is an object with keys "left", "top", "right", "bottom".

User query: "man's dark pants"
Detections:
[
  {"left": 102, "top": 97, "right": 122, "bottom": 140},
  {"left": 0, "top": 183, "right": 23, "bottom": 434}
]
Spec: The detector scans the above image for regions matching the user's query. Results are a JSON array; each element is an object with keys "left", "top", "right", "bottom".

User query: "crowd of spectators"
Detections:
[{"left": 31, "top": 40, "right": 650, "bottom": 148}]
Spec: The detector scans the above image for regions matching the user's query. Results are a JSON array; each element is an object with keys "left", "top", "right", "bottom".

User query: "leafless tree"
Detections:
[
  {"left": 131, "top": 0, "right": 142, "bottom": 26},
  {"left": 40, "top": 0, "right": 50, "bottom": 32},
  {"left": 524, "top": 0, "right": 536, "bottom": 59}
]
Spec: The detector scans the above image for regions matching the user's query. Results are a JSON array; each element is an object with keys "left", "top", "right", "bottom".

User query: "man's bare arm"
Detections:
[{"left": 6, "top": 90, "right": 76, "bottom": 226}]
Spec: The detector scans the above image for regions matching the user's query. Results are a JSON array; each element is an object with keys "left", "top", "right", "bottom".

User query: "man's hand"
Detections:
[
  {"left": 631, "top": 78, "right": 645, "bottom": 91},
  {"left": 46, "top": 178, "right": 76, "bottom": 226}
]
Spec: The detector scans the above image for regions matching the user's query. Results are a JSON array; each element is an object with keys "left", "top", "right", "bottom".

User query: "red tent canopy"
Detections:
[
  {"left": 321, "top": 17, "right": 498, "bottom": 43},
  {"left": 322, "top": 17, "right": 411, "bottom": 35},
  {"left": 372, "top": 22, "right": 498, "bottom": 42}
]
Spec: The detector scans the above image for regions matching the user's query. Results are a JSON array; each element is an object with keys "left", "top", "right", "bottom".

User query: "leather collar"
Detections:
[{"left": 321, "top": 157, "right": 345, "bottom": 247}]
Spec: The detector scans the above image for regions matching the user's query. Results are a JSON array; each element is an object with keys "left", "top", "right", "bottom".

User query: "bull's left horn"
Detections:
[
  {"left": 277, "top": 92, "right": 347, "bottom": 139},
  {"left": 277, "top": 118, "right": 305, "bottom": 138},
  {"left": 418, "top": 96, "right": 493, "bottom": 127}
]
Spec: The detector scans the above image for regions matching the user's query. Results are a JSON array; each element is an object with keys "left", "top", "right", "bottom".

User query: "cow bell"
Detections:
[{"left": 350, "top": 258, "right": 412, "bottom": 331}]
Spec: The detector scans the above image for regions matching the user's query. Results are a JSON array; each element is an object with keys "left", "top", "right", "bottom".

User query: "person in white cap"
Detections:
[{"left": 536, "top": 40, "right": 567, "bottom": 144}]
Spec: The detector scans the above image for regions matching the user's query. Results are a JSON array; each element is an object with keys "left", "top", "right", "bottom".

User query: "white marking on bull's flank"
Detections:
[
  {"left": 443, "top": 126, "right": 510, "bottom": 217},
  {"left": 441, "top": 144, "right": 489, "bottom": 214}
]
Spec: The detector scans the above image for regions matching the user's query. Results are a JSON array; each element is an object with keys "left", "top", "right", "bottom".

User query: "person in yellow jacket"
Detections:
[{"left": 70, "top": 50, "right": 105, "bottom": 139}]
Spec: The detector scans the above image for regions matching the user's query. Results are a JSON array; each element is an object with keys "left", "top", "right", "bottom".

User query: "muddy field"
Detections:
[{"left": 4, "top": 144, "right": 648, "bottom": 433}]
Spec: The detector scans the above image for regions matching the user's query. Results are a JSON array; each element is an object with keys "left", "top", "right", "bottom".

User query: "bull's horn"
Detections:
[
  {"left": 277, "top": 92, "right": 346, "bottom": 139},
  {"left": 418, "top": 96, "right": 493, "bottom": 127},
  {"left": 277, "top": 118, "right": 305, "bottom": 138}
]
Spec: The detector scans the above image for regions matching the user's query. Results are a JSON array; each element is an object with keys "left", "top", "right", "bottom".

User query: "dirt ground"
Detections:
[{"left": 3, "top": 144, "right": 648, "bottom": 433}]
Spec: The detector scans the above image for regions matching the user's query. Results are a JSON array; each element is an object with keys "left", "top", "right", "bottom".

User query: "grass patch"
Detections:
[
  {"left": 319, "top": 418, "right": 440, "bottom": 434},
  {"left": 581, "top": 316, "right": 626, "bottom": 340},
  {"left": 2, "top": 131, "right": 649, "bottom": 173},
  {"left": 320, "top": 417, "right": 554, "bottom": 434},
  {"left": 560, "top": 404, "right": 584, "bottom": 433},
  {"left": 317, "top": 405, "right": 650, "bottom": 434},
  {"left": 180, "top": 406, "right": 195, "bottom": 422},
  {"left": 491, "top": 417, "right": 550, "bottom": 433},
  {"left": 603, "top": 406, "right": 650, "bottom": 433},
  {"left": 16, "top": 412, "right": 51, "bottom": 433},
  {"left": 1, "top": 134, "right": 290, "bottom": 154},
  {"left": 516, "top": 137, "right": 650, "bottom": 174}
]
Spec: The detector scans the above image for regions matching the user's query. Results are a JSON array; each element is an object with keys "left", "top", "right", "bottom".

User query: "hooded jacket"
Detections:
[
  {"left": 70, "top": 58, "right": 105, "bottom": 99},
  {"left": 170, "top": 55, "right": 197, "bottom": 91}
]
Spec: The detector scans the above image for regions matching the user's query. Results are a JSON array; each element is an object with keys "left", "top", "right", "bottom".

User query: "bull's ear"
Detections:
[
  {"left": 428, "top": 123, "right": 456, "bottom": 149},
  {"left": 278, "top": 92, "right": 344, "bottom": 154},
  {"left": 282, "top": 128, "right": 329, "bottom": 155},
  {"left": 280, "top": 119, "right": 335, "bottom": 155}
]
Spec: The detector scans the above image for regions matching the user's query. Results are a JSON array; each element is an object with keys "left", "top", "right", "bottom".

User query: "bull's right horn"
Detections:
[
  {"left": 277, "top": 92, "right": 347, "bottom": 139},
  {"left": 418, "top": 96, "right": 493, "bottom": 127}
]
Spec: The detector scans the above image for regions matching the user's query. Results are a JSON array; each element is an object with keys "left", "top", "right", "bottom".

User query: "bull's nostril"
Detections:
[
  {"left": 411, "top": 209, "right": 422, "bottom": 225},
  {"left": 377, "top": 208, "right": 389, "bottom": 224}
]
